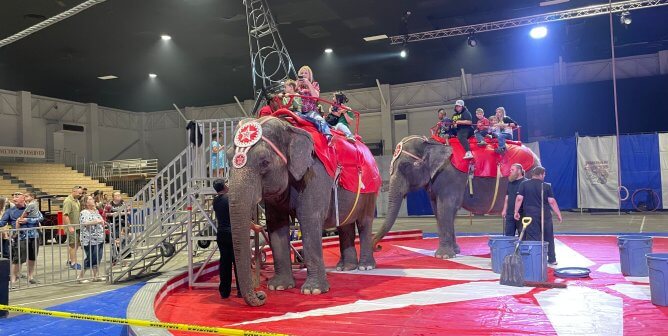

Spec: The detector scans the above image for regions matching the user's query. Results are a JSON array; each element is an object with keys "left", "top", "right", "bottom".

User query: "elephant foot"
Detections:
[
  {"left": 268, "top": 275, "right": 295, "bottom": 291},
  {"left": 336, "top": 260, "right": 359, "bottom": 271},
  {"left": 301, "top": 277, "right": 330, "bottom": 295},
  {"left": 435, "top": 246, "right": 457, "bottom": 259},
  {"left": 358, "top": 257, "right": 376, "bottom": 271},
  {"left": 454, "top": 243, "right": 461, "bottom": 254}
]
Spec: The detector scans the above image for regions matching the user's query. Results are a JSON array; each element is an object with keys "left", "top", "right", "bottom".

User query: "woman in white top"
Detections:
[{"left": 78, "top": 195, "right": 106, "bottom": 283}]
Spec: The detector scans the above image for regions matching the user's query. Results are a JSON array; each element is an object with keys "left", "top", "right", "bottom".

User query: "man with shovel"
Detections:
[{"left": 513, "top": 166, "right": 563, "bottom": 267}]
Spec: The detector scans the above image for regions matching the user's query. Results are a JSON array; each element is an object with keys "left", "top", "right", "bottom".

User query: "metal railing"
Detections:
[{"left": 89, "top": 159, "right": 158, "bottom": 181}]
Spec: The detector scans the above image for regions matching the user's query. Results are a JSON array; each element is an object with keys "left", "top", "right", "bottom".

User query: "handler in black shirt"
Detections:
[
  {"left": 501, "top": 163, "right": 528, "bottom": 236},
  {"left": 513, "top": 166, "right": 563, "bottom": 266},
  {"left": 213, "top": 179, "right": 240, "bottom": 298},
  {"left": 449, "top": 100, "right": 474, "bottom": 159}
]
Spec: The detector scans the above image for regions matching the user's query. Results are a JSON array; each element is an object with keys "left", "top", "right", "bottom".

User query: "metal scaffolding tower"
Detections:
[
  {"left": 390, "top": 0, "right": 668, "bottom": 44},
  {"left": 244, "top": 0, "right": 297, "bottom": 115}
]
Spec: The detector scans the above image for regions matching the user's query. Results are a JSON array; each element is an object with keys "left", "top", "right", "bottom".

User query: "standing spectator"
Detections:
[
  {"left": 63, "top": 186, "right": 83, "bottom": 270},
  {"left": 212, "top": 179, "right": 240, "bottom": 299},
  {"left": 514, "top": 166, "right": 563, "bottom": 266},
  {"left": 501, "top": 164, "right": 528, "bottom": 236},
  {"left": 494, "top": 107, "right": 518, "bottom": 154},
  {"left": 0, "top": 197, "right": 9, "bottom": 259},
  {"left": 473, "top": 108, "right": 491, "bottom": 146},
  {"left": 210, "top": 131, "right": 227, "bottom": 178},
  {"left": 449, "top": 100, "right": 474, "bottom": 159},
  {"left": 105, "top": 192, "right": 126, "bottom": 239},
  {"left": 0, "top": 192, "right": 43, "bottom": 287},
  {"left": 78, "top": 195, "right": 105, "bottom": 283}
]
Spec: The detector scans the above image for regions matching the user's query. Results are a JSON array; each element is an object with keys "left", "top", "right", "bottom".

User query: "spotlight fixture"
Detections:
[
  {"left": 148, "top": 73, "right": 157, "bottom": 79},
  {"left": 324, "top": 48, "right": 333, "bottom": 53},
  {"left": 620, "top": 11, "right": 632, "bottom": 26},
  {"left": 529, "top": 26, "right": 548, "bottom": 39},
  {"left": 467, "top": 35, "right": 478, "bottom": 47},
  {"left": 97, "top": 75, "right": 118, "bottom": 80},
  {"left": 160, "top": 34, "right": 172, "bottom": 41},
  {"left": 400, "top": 49, "right": 407, "bottom": 58}
]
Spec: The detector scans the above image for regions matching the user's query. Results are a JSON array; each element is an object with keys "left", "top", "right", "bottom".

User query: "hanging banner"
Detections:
[
  {"left": 659, "top": 133, "right": 668, "bottom": 209},
  {"left": 577, "top": 136, "right": 619, "bottom": 209},
  {"left": 0, "top": 146, "right": 46, "bottom": 159}
]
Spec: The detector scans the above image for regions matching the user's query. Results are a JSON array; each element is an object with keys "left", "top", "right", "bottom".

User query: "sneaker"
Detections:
[
  {"left": 346, "top": 135, "right": 356, "bottom": 143},
  {"left": 463, "top": 151, "right": 473, "bottom": 159},
  {"left": 548, "top": 261, "right": 558, "bottom": 268},
  {"left": 78, "top": 279, "right": 90, "bottom": 284},
  {"left": 9, "top": 282, "right": 16, "bottom": 290},
  {"left": 477, "top": 142, "right": 486, "bottom": 147},
  {"left": 71, "top": 263, "right": 82, "bottom": 270},
  {"left": 28, "top": 278, "right": 40, "bottom": 285}
]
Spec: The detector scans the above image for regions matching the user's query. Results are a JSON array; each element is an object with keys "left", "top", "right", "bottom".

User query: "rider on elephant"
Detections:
[{"left": 448, "top": 100, "right": 474, "bottom": 160}]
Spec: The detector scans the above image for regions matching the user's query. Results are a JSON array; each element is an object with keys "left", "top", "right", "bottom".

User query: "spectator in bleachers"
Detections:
[
  {"left": 0, "top": 196, "right": 9, "bottom": 259},
  {"left": 78, "top": 195, "right": 105, "bottom": 283},
  {"left": 0, "top": 192, "right": 43, "bottom": 287},
  {"left": 63, "top": 186, "right": 83, "bottom": 270}
]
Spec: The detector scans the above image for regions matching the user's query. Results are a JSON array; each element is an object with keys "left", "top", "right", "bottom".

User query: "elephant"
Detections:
[
  {"left": 372, "top": 135, "right": 539, "bottom": 259},
  {"left": 226, "top": 116, "right": 378, "bottom": 306}
]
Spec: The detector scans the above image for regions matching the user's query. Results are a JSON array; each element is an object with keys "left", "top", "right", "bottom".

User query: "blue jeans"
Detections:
[
  {"left": 1, "top": 238, "right": 10, "bottom": 259},
  {"left": 496, "top": 132, "right": 513, "bottom": 149},
  {"left": 474, "top": 129, "right": 492, "bottom": 143},
  {"left": 299, "top": 111, "right": 332, "bottom": 138},
  {"left": 83, "top": 243, "right": 104, "bottom": 269}
]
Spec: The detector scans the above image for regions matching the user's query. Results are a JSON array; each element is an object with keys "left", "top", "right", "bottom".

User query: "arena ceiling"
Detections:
[{"left": 0, "top": 0, "right": 667, "bottom": 112}]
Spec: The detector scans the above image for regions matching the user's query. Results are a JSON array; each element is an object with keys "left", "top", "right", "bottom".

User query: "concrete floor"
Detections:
[{"left": 6, "top": 212, "right": 668, "bottom": 313}]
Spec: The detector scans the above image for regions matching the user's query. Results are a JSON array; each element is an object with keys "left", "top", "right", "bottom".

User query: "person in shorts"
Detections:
[
  {"left": 0, "top": 192, "right": 43, "bottom": 286},
  {"left": 63, "top": 186, "right": 83, "bottom": 270}
]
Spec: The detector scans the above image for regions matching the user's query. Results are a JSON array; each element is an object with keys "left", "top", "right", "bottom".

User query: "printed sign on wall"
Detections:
[{"left": 0, "top": 146, "right": 46, "bottom": 159}]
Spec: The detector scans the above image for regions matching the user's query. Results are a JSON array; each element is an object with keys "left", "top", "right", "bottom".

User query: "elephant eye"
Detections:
[{"left": 260, "top": 159, "right": 271, "bottom": 168}]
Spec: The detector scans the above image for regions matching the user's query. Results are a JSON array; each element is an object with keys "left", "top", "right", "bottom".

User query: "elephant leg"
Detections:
[
  {"left": 434, "top": 197, "right": 462, "bottom": 259},
  {"left": 336, "top": 224, "right": 358, "bottom": 271},
  {"left": 265, "top": 204, "right": 295, "bottom": 291},
  {"left": 356, "top": 214, "right": 376, "bottom": 271}
]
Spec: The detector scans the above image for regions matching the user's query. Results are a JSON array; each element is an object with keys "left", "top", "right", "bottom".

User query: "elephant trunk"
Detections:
[
  {"left": 373, "top": 176, "right": 408, "bottom": 249},
  {"left": 228, "top": 171, "right": 265, "bottom": 306}
]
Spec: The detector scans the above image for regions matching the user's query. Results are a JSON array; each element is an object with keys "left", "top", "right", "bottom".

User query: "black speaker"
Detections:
[{"left": 0, "top": 258, "right": 9, "bottom": 318}]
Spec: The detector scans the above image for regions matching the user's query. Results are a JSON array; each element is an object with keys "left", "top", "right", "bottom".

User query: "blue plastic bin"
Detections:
[
  {"left": 519, "top": 241, "right": 548, "bottom": 282},
  {"left": 647, "top": 253, "right": 668, "bottom": 306},
  {"left": 618, "top": 236, "right": 653, "bottom": 276},
  {"left": 488, "top": 236, "right": 518, "bottom": 274}
]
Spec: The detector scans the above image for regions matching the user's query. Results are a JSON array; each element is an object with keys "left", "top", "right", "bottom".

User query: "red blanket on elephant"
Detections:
[
  {"left": 274, "top": 109, "right": 381, "bottom": 194},
  {"left": 431, "top": 135, "right": 535, "bottom": 178}
]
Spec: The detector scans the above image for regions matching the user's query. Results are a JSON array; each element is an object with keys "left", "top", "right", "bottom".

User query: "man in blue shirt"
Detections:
[{"left": 0, "top": 192, "right": 43, "bottom": 286}]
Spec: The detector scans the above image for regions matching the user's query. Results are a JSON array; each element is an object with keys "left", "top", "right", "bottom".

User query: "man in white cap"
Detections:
[{"left": 450, "top": 100, "right": 474, "bottom": 159}]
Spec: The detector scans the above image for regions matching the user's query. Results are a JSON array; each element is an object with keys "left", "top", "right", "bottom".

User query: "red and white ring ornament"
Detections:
[{"left": 234, "top": 121, "right": 263, "bottom": 148}]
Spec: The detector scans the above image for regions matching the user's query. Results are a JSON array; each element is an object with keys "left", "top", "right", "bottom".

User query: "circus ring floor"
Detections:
[{"left": 132, "top": 231, "right": 668, "bottom": 336}]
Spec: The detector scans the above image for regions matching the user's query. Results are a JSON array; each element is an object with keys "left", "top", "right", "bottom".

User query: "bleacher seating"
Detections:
[
  {"left": 0, "top": 162, "right": 129, "bottom": 210},
  {"left": 0, "top": 178, "right": 27, "bottom": 197}
]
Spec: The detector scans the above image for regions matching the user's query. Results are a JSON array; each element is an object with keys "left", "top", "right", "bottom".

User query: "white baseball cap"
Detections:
[{"left": 455, "top": 100, "right": 465, "bottom": 107}]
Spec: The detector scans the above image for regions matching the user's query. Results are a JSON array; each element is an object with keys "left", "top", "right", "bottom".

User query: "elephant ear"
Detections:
[
  {"left": 287, "top": 126, "right": 315, "bottom": 180},
  {"left": 424, "top": 143, "right": 451, "bottom": 180}
]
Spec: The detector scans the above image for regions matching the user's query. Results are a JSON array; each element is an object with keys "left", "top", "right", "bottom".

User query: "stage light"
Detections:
[
  {"left": 400, "top": 49, "right": 407, "bottom": 58},
  {"left": 467, "top": 35, "right": 478, "bottom": 47},
  {"left": 161, "top": 34, "right": 172, "bottom": 41},
  {"left": 324, "top": 48, "right": 333, "bottom": 53},
  {"left": 529, "top": 26, "right": 548, "bottom": 39},
  {"left": 149, "top": 73, "right": 157, "bottom": 79},
  {"left": 620, "top": 11, "right": 632, "bottom": 26}
]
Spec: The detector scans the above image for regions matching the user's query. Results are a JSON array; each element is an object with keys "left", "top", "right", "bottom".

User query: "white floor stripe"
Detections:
[
  {"left": 596, "top": 263, "right": 621, "bottom": 274},
  {"left": 608, "top": 284, "right": 652, "bottom": 300},
  {"left": 395, "top": 245, "right": 492, "bottom": 269},
  {"left": 535, "top": 286, "right": 623, "bottom": 336},
  {"left": 624, "top": 276, "right": 649, "bottom": 283},
  {"left": 333, "top": 268, "right": 499, "bottom": 281},
  {"left": 15, "top": 288, "right": 119, "bottom": 306},
  {"left": 234, "top": 282, "right": 532, "bottom": 326},
  {"left": 554, "top": 239, "right": 596, "bottom": 268}
]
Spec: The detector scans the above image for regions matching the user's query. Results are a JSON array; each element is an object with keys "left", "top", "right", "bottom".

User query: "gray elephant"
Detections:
[
  {"left": 227, "top": 116, "right": 379, "bottom": 306},
  {"left": 373, "top": 135, "right": 539, "bottom": 259}
]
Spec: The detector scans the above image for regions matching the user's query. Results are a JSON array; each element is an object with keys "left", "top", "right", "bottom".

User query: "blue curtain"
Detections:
[
  {"left": 406, "top": 189, "right": 433, "bottom": 216},
  {"left": 619, "top": 134, "right": 663, "bottom": 210},
  {"left": 538, "top": 137, "right": 578, "bottom": 209}
]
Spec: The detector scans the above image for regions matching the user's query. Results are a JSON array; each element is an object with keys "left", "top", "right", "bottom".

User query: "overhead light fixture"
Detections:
[
  {"left": 400, "top": 49, "right": 407, "bottom": 58},
  {"left": 529, "top": 26, "right": 548, "bottom": 39},
  {"left": 148, "top": 73, "right": 157, "bottom": 79},
  {"left": 97, "top": 75, "right": 118, "bottom": 80},
  {"left": 324, "top": 48, "right": 333, "bottom": 53},
  {"left": 160, "top": 34, "right": 172, "bottom": 41},
  {"left": 467, "top": 35, "right": 478, "bottom": 47},
  {"left": 539, "top": 0, "right": 569, "bottom": 6},
  {"left": 363, "top": 34, "right": 388, "bottom": 42},
  {"left": 620, "top": 11, "right": 632, "bottom": 26}
]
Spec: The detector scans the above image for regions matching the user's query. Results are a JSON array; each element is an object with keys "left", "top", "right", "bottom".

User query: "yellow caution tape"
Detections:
[{"left": 0, "top": 304, "right": 288, "bottom": 336}]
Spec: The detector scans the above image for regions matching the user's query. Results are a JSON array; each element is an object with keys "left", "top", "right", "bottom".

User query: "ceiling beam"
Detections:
[
  {"left": 0, "top": 0, "right": 108, "bottom": 48},
  {"left": 390, "top": 0, "right": 668, "bottom": 44}
]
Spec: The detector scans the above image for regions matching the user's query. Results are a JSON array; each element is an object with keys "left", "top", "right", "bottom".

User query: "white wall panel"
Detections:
[
  {"left": 0, "top": 114, "right": 19, "bottom": 146},
  {"left": 98, "top": 127, "right": 142, "bottom": 160},
  {"left": 357, "top": 114, "right": 382, "bottom": 142}
]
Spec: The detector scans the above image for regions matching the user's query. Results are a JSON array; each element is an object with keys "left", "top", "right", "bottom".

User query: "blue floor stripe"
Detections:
[
  {"left": 1, "top": 283, "right": 144, "bottom": 336},
  {"left": 422, "top": 232, "right": 668, "bottom": 238}
]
